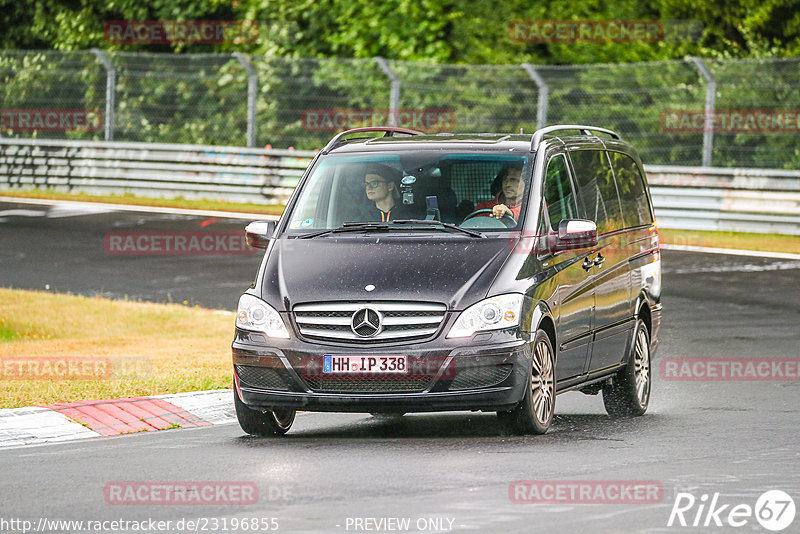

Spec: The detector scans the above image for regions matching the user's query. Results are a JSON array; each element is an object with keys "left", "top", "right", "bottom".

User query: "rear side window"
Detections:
[
  {"left": 568, "top": 150, "right": 624, "bottom": 234},
  {"left": 542, "top": 155, "right": 577, "bottom": 230},
  {"left": 607, "top": 151, "right": 653, "bottom": 227}
]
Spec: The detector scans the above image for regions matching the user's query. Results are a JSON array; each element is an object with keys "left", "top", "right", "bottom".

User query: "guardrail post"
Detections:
[
  {"left": 689, "top": 57, "right": 716, "bottom": 167},
  {"left": 91, "top": 48, "right": 115, "bottom": 141},
  {"left": 374, "top": 57, "right": 400, "bottom": 127},
  {"left": 233, "top": 53, "right": 258, "bottom": 148},
  {"left": 521, "top": 63, "right": 549, "bottom": 130}
]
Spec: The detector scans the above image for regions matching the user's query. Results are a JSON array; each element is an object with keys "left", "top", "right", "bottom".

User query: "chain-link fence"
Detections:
[{"left": 1, "top": 51, "right": 799, "bottom": 168}]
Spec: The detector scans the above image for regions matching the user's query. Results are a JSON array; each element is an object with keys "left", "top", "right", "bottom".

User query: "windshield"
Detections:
[{"left": 286, "top": 151, "right": 532, "bottom": 233}]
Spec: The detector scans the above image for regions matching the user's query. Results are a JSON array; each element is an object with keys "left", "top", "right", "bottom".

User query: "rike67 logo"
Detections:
[{"left": 668, "top": 490, "right": 796, "bottom": 531}]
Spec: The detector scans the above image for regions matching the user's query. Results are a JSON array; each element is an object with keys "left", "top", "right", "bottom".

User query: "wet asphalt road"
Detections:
[
  {"left": 1, "top": 200, "right": 799, "bottom": 533},
  {"left": 0, "top": 200, "right": 263, "bottom": 310}
]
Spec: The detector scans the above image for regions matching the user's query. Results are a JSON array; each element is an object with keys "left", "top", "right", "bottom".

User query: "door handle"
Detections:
[{"left": 594, "top": 253, "right": 605, "bottom": 267}]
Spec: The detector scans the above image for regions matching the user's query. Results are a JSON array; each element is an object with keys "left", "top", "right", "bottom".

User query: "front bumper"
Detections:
[{"left": 232, "top": 329, "right": 532, "bottom": 413}]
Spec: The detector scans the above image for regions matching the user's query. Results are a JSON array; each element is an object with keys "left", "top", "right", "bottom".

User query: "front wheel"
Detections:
[
  {"left": 234, "top": 390, "right": 295, "bottom": 436},
  {"left": 602, "top": 319, "right": 651, "bottom": 417},
  {"left": 497, "top": 329, "right": 555, "bottom": 435}
]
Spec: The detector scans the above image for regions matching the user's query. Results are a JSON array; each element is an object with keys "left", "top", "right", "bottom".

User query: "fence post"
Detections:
[
  {"left": 521, "top": 63, "right": 548, "bottom": 130},
  {"left": 374, "top": 57, "right": 400, "bottom": 127},
  {"left": 91, "top": 48, "right": 115, "bottom": 141},
  {"left": 233, "top": 53, "right": 258, "bottom": 148},
  {"left": 689, "top": 56, "right": 715, "bottom": 167}
]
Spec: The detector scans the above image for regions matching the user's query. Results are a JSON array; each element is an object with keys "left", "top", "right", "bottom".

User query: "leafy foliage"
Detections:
[{"left": 2, "top": 0, "right": 798, "bottom": 63}]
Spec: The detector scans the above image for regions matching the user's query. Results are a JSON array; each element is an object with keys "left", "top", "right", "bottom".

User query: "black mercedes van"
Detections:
[{"left": 232, "top": 125, "right": 662, "bottom": 436}]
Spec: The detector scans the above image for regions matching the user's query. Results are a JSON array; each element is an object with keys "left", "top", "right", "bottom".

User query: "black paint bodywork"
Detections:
[{"left": 232, "top": 134, "right": 662, "bottom": 413}]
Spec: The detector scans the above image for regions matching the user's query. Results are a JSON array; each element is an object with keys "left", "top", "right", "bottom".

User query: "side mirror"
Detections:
[
  {"left": 245, "top": 220, "right": 277, "bottom": 249},
  {"left": 555, "top": 219, "right": 597, "bottom": 251}
]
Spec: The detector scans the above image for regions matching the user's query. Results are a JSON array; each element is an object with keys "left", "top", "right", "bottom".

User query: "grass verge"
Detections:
[
  {"left": 659, "top": 228, "right": 800, "bottom": 255},
  {"left": 0, "top": 189, "right": 284, "bottom": 216},
  {"left": 0, "top": 288, "right": 233, "bottom": 409}
]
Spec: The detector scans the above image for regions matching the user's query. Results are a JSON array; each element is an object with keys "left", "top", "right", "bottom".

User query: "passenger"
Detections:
[
  {"left": 476, "top": 163, "right": 525, "bottom": 220},
  {"left": 361, "top": 163, "right": 409, "bottom": 222}
]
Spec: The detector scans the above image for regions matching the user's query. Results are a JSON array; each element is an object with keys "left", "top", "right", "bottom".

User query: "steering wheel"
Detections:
[{"left": 462, "top": 208, "right": 517, "bottom": 228}]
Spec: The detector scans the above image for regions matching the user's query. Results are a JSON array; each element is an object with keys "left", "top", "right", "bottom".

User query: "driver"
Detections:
[
  {"left": 475, "top": 162, "right": 525, "bottom": 220},
  {"left": 361, "top": 163, "right": 409, "bottom": 222}
]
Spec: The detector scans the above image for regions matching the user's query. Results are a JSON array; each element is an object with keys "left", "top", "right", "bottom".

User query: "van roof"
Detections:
[{"left": 324, "top": 131, "right": 634, "bottom": 155}]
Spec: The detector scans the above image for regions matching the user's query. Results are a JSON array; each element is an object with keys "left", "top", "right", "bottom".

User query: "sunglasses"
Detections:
[{"left": 364, "top": 180, "right": 388, "bottom": 189}]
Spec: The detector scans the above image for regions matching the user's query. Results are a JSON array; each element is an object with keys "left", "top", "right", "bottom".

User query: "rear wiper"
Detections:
[
  {"left": 390, "top": 219, "right": 484, "bottom": 238},
  {"left": 298, "top": 222, "right": 390, "bottom": 239}
]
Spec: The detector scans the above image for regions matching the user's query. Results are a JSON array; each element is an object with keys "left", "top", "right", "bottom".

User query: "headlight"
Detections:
[
  {"left": 447, "top": 294, "right": 523, "bottom": 338},
  {"left": 236, "top": 294, "right": 290, "bottom": 339}
]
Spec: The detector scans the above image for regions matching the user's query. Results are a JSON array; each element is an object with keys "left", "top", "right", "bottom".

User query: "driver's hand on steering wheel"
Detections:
[{"left": 492, "top": 204, "right": 512, "bottom": 219}]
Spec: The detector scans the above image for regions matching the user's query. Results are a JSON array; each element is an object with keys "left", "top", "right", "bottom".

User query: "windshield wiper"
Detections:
[
  {"left": 390, "top": 219, "right": 484, "bottom": 238},
  {"left": 298, "top": 220, "right": 484, "bottom": 239},
  {"left": 298, "top": 222, "right": 390, "bottom": 239}
]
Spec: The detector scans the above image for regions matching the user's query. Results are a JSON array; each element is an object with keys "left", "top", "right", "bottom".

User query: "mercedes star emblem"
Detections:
[{"left": 351, "top": 307, "right": 382, "bottom": 337}]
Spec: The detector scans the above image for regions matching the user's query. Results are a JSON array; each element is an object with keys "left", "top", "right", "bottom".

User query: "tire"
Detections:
[
  {"left": 602, "top": 319, "right": 651, "bottom": 417},
  {"left": 497, "top": 329, "right": 555, "bottom": 435},
  {"left": 234, "top": 390, "right": 295, "bottom": 436}
]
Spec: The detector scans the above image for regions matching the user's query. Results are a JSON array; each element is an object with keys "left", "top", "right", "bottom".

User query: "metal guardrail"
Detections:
[
  {"left": 1, "top": 139, "right": 798, "bottom": 235},
  {"left": 647, "top": 165, "right": 800, "bottom": 235},
  {"left": 0, "top": 138, "right": 315, "bottom": 205}
]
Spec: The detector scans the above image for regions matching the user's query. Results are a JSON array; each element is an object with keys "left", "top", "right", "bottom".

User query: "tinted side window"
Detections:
[
  {"left": 542, "top": 155, "right": 577, "bottom": 229},
  {"left": 568, "top": 150, "right": 624, "bottom": 234},
  {"left": 608, "top": 151, "right": 653, "bottom": 227}
]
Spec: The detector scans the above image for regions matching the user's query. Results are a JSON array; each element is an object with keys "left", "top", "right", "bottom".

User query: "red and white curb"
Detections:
[{"left": 0, "top": 389, "right": 235, "bottom": 448}]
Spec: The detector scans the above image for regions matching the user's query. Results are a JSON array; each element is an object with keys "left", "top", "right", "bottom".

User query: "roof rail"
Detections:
[
  {"left": 530, "top": 125, "right": 620, "bottom": 151},
  {"left": 321, "top": 127, "right": 424, "bottom": 154}
]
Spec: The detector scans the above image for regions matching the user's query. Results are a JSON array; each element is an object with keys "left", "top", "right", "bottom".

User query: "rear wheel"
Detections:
[
  {"left": 602, "top": 319, "right": 651, "bottom": 417},
  {"left": 497, "top": 329, "right": 555, "bottom": 435},
  {"left": 234, "top": 390, "right": 295, "bottom": 436}
]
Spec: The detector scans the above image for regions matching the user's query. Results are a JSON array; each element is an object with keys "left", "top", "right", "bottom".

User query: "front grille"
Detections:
[
  {"left": 293, "top": 302, "right": 447, "bottom": 343},
  {"left": 302, "top": 376, "right": 432, "bottom": 393},
  {"left": 235, "top": 365, "right": 291, "bottom": 391},
  {"left": 448, "top": 364, "right": 513, "bottom": 391}
]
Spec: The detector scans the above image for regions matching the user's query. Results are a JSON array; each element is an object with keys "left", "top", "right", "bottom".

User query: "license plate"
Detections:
[{"left": 323, "top": 355, "right": 408, "bottom": 374}]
